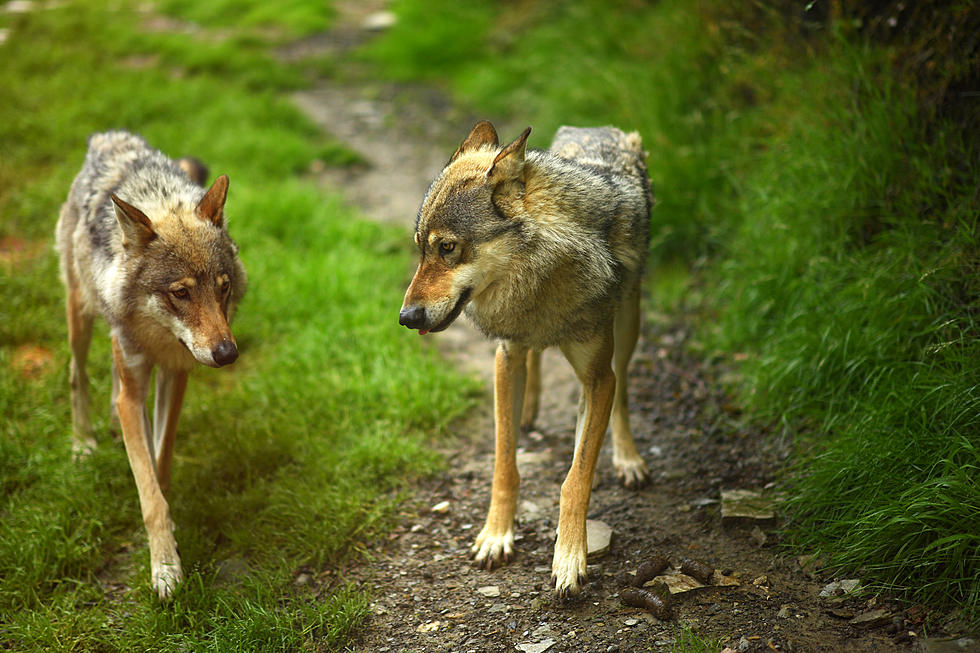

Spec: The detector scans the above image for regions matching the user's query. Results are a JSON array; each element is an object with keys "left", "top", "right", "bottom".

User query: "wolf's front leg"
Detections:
[
  {"left": 473, "top": 341, "right": 527, "bottom": 568},
  {"left": 112, "top": 338, "right": 183, "bottom": 600},
  {"left": 554, "top": 335, "right": 615, "bottom": 597}
]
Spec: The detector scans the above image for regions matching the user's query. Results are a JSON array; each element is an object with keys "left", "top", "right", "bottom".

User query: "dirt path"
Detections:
[{"left": 287, "top": 8, "right": 927, "bottom": 653}]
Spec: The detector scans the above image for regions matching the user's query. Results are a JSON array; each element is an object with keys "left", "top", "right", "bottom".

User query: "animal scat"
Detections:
[
  {"left": 680, "top": 557, "right": 715, "bottom": 585},
  {"left": 620, "top": 587, "right": 672, "bottom": 620},
  {"left": 632, "top": 553, "right": 670, "bottom": 587}
]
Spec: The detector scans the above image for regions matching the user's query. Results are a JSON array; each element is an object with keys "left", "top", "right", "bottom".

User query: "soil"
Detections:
[{"left": 286, "top": 6, "right": 940, "bottom": 652}]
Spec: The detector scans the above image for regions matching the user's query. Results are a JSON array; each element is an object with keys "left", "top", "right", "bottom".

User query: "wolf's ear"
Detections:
[
  {"left": 111, "top": 194, "right": 156, "bottom": 248},
  {"left": 450, "top": 121, "right": 499, "bottom": 162},
  {"left": 487, "top": 127, "right": 531, "bottom": 182},
  {"left": 196, "top": 174, "right": 229, "bottom": 227}
]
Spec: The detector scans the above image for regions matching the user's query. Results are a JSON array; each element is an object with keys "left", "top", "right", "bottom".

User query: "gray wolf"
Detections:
[
  {"left": 399, "top": 121, "right": 652, "bottom": 597},
  {"left": 56, "top": 131, "right": 246, "bottom": 600}
]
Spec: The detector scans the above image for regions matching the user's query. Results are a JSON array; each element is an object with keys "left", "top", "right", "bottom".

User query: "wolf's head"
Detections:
[
  {"left": 399, "top": 121, "right": 530, "bottom": 334},
  {"left": 111, "top": 174, "right": 246, "bottom": 367}
]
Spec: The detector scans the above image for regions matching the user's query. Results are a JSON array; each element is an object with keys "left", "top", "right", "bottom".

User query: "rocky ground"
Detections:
[{"left": 286, "top": 5, "right": 975, "bottom": 652}]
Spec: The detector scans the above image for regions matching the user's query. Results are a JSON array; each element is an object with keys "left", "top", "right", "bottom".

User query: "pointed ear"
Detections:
[
  {"left": 111, "top": 194, "right": 155, "bottom": 248},
  {"left": 487, "top": 127, "right": 531, "bottom": 182},
  {"left": 195, "top": 174, "right": 229, "bottom": 226},
  {"left": 450, "top": 121, "right": 499, "bottom": 162}
]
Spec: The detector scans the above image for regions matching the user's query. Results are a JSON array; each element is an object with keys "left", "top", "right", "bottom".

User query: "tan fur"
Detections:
[{"left": 400, "top": 121, "right": 653, "bottom": 597}]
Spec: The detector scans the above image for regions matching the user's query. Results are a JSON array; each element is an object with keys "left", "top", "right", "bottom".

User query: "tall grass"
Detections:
[
  {"left": 0, "top": 1, "right": 477, "bottom": 649},
  {"left": 364, "top": 0, "right": 980, "bottom": 627}
]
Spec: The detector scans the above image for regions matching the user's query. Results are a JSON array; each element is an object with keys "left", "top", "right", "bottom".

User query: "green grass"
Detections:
[
  {"left": 0, "top": 2, "right": 477, "bottom": 650},
  {"left": 364, "top": 0, "right": 980, "bottom": 629}
]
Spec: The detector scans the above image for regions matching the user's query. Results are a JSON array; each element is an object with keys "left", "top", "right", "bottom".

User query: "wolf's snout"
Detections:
[
  {"left": 212, "top": 339, "right": 238, "bottom": 366},
  {"left": 399, "top": 305, "right": 426, "bottom": 330}
]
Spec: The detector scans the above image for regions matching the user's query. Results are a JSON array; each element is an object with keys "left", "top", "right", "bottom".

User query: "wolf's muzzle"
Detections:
[
  {"left": 399, "top": 305, "right": 427, "bottom": 330},
  {"left": 212, "top": 339, "right": 238, "bottom": 366}
]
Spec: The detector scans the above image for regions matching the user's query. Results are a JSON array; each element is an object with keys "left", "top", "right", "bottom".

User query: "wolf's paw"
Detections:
[
  {"left": 551, "top": 544, "right": 588, "bottom": 598},
  {"left": 152, "top": 557, "right": 184, "bottom": 601},
  {"left": 614, "top": 455, "right": 649, "bottom": 489},
  {"left": 471, "top": 526, "right": 514, "bottom": 570}
]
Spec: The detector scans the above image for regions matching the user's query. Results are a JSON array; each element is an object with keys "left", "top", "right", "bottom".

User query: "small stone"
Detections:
[
  {"left": 850, "top": 608, "right": 891, "bottom": 629},
  {"left": 738, "top": 635, "right": 750, "bottom": 652},
  {"left": 777, "top": 605, "right": 792, "bottom": 619},
  {"left": 488, "top": 603, "right": 508, "bottom": 614},
  {"left": 820, "top": 579, "right": 861, "bottom": 597},
  {"left": 477, "top": 585, "right": 501, "bottom": 597},
  {"left": 586, "top": 519, "right": 612, "bottom": 559},
  {"left": 431, "top": 500, "right": 450, "bottom": 513},
  {"left": 517, "top": 450, "right": 553, "bottom": 465},
  {"left": 520, "top": 500, "right": 543, "bottom": 518},
  {"left": 416, "top": 621, "right": 440, "bottom": 632},
  {"left": 624, "top": 618, "right": 639, "bottom": 626},
  {"left": 293, "top": 572, "right": 311, "bottom": 586},
  {"left": 361, "top": 11, "right": 396, "bottom": 31},
  {"left": 721, "top": 489, "right": 775, "bottom": 523},
  {"left": 752, "top": 575, "right": 768, "bottom": 587},
  {"left": 4, "top": 1, "right": 34, "bottom": 13},
  {"left": 515, "top": 638, "right": 555, "bottom": 653}
]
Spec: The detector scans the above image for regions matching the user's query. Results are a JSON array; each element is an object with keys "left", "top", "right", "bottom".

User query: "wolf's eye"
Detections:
[
  {"left": 439, "top": 241, "right": 456, "bottom": 255},
  {"left": 171, "top": 287, "right": 189, "bottom": 300}
]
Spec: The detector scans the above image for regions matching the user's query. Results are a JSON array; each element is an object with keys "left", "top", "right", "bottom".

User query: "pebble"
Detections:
[
  {"left": 515, "top": 638, "right": 555, "bottom": 653},
  {"left": 361, "top": 11, "right": 396, "bottom": 31},
  {"left": 720, "top": 488, "right": 775, "bottom": 523},
  {"left": 477, "top": 585, "right": 500, "bottom": 597},
  {"left": 819, "top": 579, "right": 861, "bottom": 597},
  {"left": 850, "top": 608, "right": 891, "bottom": 629},
  {"left": 586, "top": 519, "right": 612, "bottom": 558},
  {"left": 624, "top": 618, "right": 639, "bottom": 626},
  {"left": 430, "top": 500, "right": 450, "bottom": 513},
  {"left": 777, "top": 604, "right": 792, "bottom": 619}
]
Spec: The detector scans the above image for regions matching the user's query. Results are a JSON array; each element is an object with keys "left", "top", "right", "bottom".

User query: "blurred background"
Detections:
[{"left": 1, "top": 0, "right": 977, "bottom": 649}]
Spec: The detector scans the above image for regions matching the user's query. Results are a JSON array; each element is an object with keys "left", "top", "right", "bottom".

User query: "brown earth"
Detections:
[{"left": 285, "top": 6, "right": 954, "bottom": 652}]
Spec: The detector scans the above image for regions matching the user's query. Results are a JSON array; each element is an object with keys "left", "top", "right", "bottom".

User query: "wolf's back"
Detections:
[{"left": 551, "top": 126, "right": 647, "bottom": 182}]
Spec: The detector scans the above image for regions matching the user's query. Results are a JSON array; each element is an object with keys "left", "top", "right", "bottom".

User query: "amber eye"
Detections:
[
  {"left": 439, "top": 241, "right": 456, "bottom": 255},
  {"left": 171, "top": 287, "right": 189, "bottom": 300}
]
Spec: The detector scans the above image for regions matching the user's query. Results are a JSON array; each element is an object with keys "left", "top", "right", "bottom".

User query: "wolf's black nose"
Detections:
[
  {"left": 212, "top": 339, "right": 239, "bottom": 366},
  {"left": 399, "top": 306, "right": 426, "bottom": 329}
]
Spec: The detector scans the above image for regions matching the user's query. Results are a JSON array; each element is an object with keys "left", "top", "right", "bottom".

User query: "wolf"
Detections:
[
  {"left": 56, "top": 131, "right": 247, "bottom": 600},
  {"left": 399, "top": 121, "right": 653, "bottom": 597}
]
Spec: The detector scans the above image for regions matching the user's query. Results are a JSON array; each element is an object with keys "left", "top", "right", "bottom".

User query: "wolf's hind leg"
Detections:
[
  {"left": 66, "top": 282, "right": 96, "bottom": 455},
  {"left": 610, "top": 281, "right": 648, "bottom": 488},
  {"left": 520, "top": 349, "right": 542, "bottom": 430}
]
